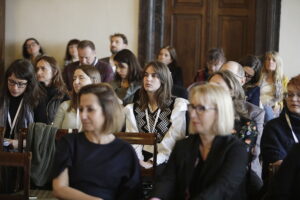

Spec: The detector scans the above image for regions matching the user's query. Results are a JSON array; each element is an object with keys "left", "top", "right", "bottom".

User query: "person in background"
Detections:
[
  {"left": 63, "top": 40, "right": 114, "bottom": 91},
  {"left": 34, "top": 56, "right": 69, "bottom": 124},
  {"left": 100, "top": 33, "right": 128, "bottom": 73},
  {"left": 124, "top": 61, "right": 188, "bottom": 174},
  {"left": 239, "top": 55, "right": 262, "bottom": 107},
  {"left": 64, "top": 39, "right": 80, "bottom": 66},
  {"left": 261, "top": 74, "right": 300, "bottom": 184},
  {"left": 220, "top": 61, "right": 246, "bottom": 85},
  {"left": 157, "top": 46, "right": 183, "bottom": 87},
  {"left": 53, "top": 65, "right": 101, "bottom": 130},
  {"left": 259, "top": 51, "right": 289, "bottom": 122},
  {"left": 194, "top": 47, "right": 226, "bottom": 82},
  {"left": 150, "top": 83, "right": 248, "bottom": 200},
  {"left": 22, "top": 38, "right": 44, "bottom": 64},
  {"left": 52, "top": 83, "right": 141, "bottom": 200},
  {"left": 0, "top": 59, "right": 44, "bottom": 148},
  {"left": 110, "top": 49, "right": 142, "bottom": 105}
]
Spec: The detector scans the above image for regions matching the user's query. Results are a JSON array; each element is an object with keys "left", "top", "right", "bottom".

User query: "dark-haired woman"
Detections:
[
  {"left": 64, "top": 39, "right": 80, "bottom": 66},
  {"left": 34, "top": 56, "right": 69, "bottom": 124},
  {"left": 0, "top": 59, "right": 44, "bottom": 147},
  {"left": 22, "top": 38, "right": 44, "bottom": 64},
  {"left": 125, "top": 61, "right": 188, "bottom": 173},
  {"left": 157, "top": 46, "right": 183, "bottom": 87},
  {"left": 110, "top": 49, "right": 142, "bottom": 105}
]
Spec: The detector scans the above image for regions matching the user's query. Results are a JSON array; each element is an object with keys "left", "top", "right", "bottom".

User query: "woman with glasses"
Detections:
[
  {"left": 239, "top": 55, "right": 262, "bottom": 107},
  {"left": 53, "top": 65, "right": 101, "bottom": 130},
  {"left": 34, "top": 56, "right": 69, "bottom": 124},
  {"left": 150, "top": 83, "right": 248, "bottom": 200},
  {"left": 22, "top": 38, "right": 44, "bottom": 64},
  {"left": 259, "top": 51, "right": 289, "bottom": 122},
  {"left": 124, "top": 61, "right": 188, "bottom": 173},
  {"left": 0, "top": 59, "right": 44, "bottom": 147},
  {"left": 261, "top": 74, "right": 300, "bottom": 184}
]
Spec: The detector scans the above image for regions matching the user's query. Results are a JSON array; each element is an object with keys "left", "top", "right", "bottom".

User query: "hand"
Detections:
[
  {"left": 272, "top": 160, "right": 283, "bottom": 166},
  {"left": 139, "top": 160, "right": 153, "bottom": 169}
]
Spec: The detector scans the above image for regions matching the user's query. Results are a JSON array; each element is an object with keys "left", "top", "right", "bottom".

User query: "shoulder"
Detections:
[
  {"left": 173, "top": 97, "right": 189, "bottom": 111},
  {"left": 245, "top": 102, "right": 264, "bottom": 117},
  {"left": 59, "top": 100, "right": 71, "bottom": 109},
  {"left": 96, "top": 60, "right": 111, "bottom": 69},
  {"left": 99, "top": 57, "right": 110, "bottom": 63},
  {"left": 215, "top": 135, "right": 247, "bottom": 153},
  {"left": 65, "top": 61, "right": 79, "bottom": 70}
]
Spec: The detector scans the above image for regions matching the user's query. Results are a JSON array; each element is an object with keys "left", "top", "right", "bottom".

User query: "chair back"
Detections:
[
  {"left": 114, "top": 132, "right": 157, "bottom": 178},
  {"left": 0, "top": 151, "right": 32, "bottom": 200}
]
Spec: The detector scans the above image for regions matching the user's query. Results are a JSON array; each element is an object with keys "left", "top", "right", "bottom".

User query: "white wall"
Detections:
[
  {"left": 279, "top": 0, "right": 300, "bottom": 78},
  {"left": 5, "top": 0, "right": 139, "bottom": 68}
]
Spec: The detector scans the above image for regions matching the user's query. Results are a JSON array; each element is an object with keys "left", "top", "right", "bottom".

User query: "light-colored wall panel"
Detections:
[{"left": 5, "top": 0, "right": 139, "bottom": 68}]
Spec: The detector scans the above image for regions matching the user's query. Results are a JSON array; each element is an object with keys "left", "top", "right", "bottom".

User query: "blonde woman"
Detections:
[
  {"left": 150, "top": 83, "right": 248, "bottom": 200},
  {"left": 259, "top": 51, "right": 288, "bottom": 122}
]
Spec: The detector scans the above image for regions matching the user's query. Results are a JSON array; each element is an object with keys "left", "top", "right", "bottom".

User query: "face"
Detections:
[
  {"left": 36, "top": 60, "right": 54, "bottom": 86},
  {"left": 79, "top": 93, "right": 105, "bottom": 133},
  {"left": 73, "top": 69, "right": 93, "bottom": 93},
  {"left": 68, "top": 44, "right": 78, "bottom": 59},
  {"left": 110, "top": 36, "right": 127, "bottom": 54},
  {"left": 189, "top": 95, "right": 217, "bottom": 135},
  {"left": 25, "top": 40, "right": 40, "bottom": 57},
  {"left": 143, "top": 66, "right": 161, "bottom": 94},
  {"left": 286, "top": 85, "right": 300, "bottom": 115},
  {"left": 243, "top": 66, "right": 255, "bottom": 83},
  {"left": 207, "top": 61, "right": 223, "bottom": 75},
  {"left": 265, "top": 55, "right": 277, "bottom": 72},
  {"left": 115, "top": 61, "right": 129, "bottom": 80},
  {"left": 209, "top": 74, "right": 230, "bottom": 92},
  {"left": 7, "top": 73, "right": 28, "bottom": 97},
  {"left": 78, "top": 47, "right": 96, "bottom": 65},
  {"left": 158, "top": 49, "right": 172, "bottom": 65}
]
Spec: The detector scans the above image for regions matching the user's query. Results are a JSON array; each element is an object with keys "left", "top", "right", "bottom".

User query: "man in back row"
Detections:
[
  {"left": 63, "top": 40, "right": 114, "bottom": 91},
  {"left": 100, "top": 33, "right": 128, "bottom": 73}
]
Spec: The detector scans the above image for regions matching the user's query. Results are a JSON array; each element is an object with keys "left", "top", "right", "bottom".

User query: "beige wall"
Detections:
[
  {"left": 279, "top": 0, "right": 300, "bottom": 78},
  {"left": 5, "top": 0, "right": 139, "bottom": 68}
]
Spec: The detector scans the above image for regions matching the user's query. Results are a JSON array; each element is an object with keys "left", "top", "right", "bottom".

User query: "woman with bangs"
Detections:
[
  {"left": 150, "top": 83, "right": 248, "bottom": 200},
  {"left": 53, "top": 65, "right": 101, "bottom": 130},
  {"left": 259, "top": 51, "right": 289, "bottom": 122},
  {"left": 124, "top": 61, "right": 188, "bottom": 173}
]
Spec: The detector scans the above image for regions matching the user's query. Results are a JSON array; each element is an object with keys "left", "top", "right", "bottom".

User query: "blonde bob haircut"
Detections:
[
  {"left": 78, "top": 83, "right": 125, "bottom": 134},
  {"left": 188, "top": 83, "right": 234, "bottom": 136}
]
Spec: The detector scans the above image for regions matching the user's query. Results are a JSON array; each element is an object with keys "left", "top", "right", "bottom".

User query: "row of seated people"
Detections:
[{"left": 1, "top": 38, "right": 299, "bottom": 199}]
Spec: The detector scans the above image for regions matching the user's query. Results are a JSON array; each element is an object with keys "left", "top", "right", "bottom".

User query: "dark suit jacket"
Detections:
[
  {"left": 151, "top": 135, "right": 248, "bottom": 200},
  {"left": 62, "top": 59, "right": 114, "bottom": 91}
]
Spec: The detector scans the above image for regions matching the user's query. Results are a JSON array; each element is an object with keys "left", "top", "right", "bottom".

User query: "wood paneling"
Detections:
[{"left": 0, "top": 0, "right": 5, "bottom": 81}]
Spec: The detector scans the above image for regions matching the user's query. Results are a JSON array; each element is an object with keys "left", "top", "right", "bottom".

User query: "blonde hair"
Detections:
[
  {"left": 188, "top": 83, "right": 234, "bottom": 135},
  {"left": 260, "top": 51, "right": 284, "bottom": 82}
]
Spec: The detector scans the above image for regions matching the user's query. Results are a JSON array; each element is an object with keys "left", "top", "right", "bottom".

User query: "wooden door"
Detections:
[{"left": 164, "top": 0, "right": 256, "bottom": 87}]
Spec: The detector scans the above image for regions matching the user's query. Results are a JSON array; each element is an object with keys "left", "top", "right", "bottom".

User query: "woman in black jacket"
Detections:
[{"left": 150, "top": 83, "right": 248, "bottom": 200}]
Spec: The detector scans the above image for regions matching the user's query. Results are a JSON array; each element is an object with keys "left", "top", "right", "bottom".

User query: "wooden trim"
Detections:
[{"left": 0, "top": 0, "right": 5, "bottom": 83}]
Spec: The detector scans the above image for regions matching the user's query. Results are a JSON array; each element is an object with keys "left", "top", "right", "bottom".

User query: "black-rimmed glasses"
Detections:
[{"left": 8, "top": 79, "right": 28, "bottom": 88}]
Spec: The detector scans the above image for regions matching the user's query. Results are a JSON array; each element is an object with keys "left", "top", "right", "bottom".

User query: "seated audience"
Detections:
[
  {"left": 265, "top": 143, "right": 300, "bottom": 200},
  {"left": 157, "top": 46, "right": 183, "bottom": 87},
  {"left": 63, "top": 40, "right": 114, "bottom": 91},
  {"left": 259, "top": 51, "right": 288, "bottom": 122},
  {"left": 220, "top": 61, "right": 246, "bottom": 85},
  {"left": 150, "top": 83, "right": 248, "bottom": 200},
  {"left": 0, "top": 59, "right": 44, "bottom": 148},
  {"left": 124, "top": 61, "right": 188, "bottom": 173},
  {"left": 53, "top": 65, "right": 101, "bottom": 130},
  {"left": 194, "top": 47, "right": 226, "bottom": 82},
  {"left": 52, "top": 83, "right": 141, "bottom": 200},
  {"left": 239, "top": 55, "right": 262, "bottom": 107},
  {"left": 34, "top": 56, "right": 69, "bottom": 124},
  {"left": 110, "top": 49, "right": 142, "bottom": 105},
  {"left": 22, "top": 37, "right": 44, "bottom": 64},
  {"left": 209, "top": 70, "right": 264, "bottom": 180},
  {"left": 100, "top": 33, "right": 128, "bottom": 72},
  {"left": 261, "top": 74, "right": 300, "bottom": 183},
  {"left": 64, "top": 39, "right": 80, "bottom": 66}
]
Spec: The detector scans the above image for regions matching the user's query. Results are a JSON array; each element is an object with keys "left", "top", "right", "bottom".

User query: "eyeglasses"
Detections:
[
  {"left": 25, "top": 42, "right": 37, "bottom": 49},
  {"left": 284, "top": 92, "right": 300, "bottom": 99},
  {"left": 245, "top": 73, "right": 254, "bottom": 79},
  {"left": 188, "top": 104, "right": 216, "bottom": 114},
  {"left": 8, "top": 79, "right": 28, "bottom": 88}
]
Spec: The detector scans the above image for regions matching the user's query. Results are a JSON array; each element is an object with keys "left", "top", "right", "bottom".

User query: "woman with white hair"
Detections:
[{"left": 150, "top": 83, "right": 248, "bottom": 200}]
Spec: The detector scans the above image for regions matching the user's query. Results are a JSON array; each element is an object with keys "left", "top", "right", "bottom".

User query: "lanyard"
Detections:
[
  {"left": 145, "top": 107, "right": 161, "bottom": 133},
  {"left": 8, "top": 98, "right": 24, "bottom": 137},
  {"left": 285, "top": 113, "right": 299, "bottom": 143}
]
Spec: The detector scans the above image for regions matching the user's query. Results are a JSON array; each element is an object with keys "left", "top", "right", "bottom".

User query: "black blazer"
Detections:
[{"left": 151, "top": 135, "right": 248, "bottom": 200}]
